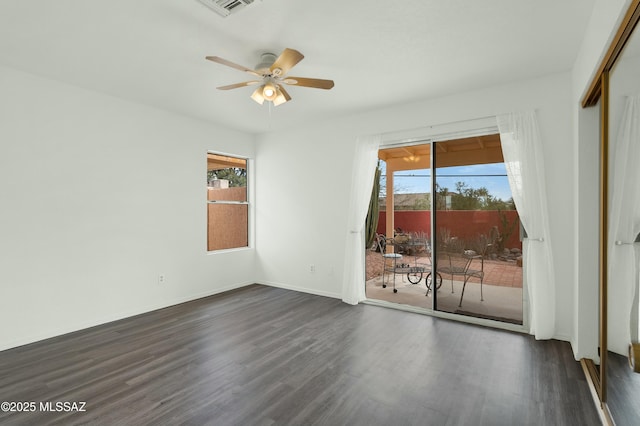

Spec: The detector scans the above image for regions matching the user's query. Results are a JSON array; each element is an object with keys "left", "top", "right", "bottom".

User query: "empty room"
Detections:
[{"left": 1, "top": 1, "right": 640, "bottom": 424}]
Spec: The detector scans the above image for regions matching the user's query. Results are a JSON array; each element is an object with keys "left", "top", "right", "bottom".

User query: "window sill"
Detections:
[{"left": 207, "top": 246, "right": 253, "bottom": 255}]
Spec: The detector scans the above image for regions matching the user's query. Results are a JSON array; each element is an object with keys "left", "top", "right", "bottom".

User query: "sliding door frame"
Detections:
[{"left": 371, "top": 122, "right": 527, "bottom": 330}]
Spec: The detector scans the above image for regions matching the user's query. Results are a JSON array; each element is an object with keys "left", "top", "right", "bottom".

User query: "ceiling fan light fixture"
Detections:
[
  {"left": 262, "top": 82, "right": 277, "bottom": 101},
  {"left": 273, "top": 86, "right": 291, "bottom": 106},
  {"left": 250, "top": 86, "right": 265, "bottom": 104}
]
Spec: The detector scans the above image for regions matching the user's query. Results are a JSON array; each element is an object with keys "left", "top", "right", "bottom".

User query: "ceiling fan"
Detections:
[{"left": 205, "top": 48, "right": 334, "bottom": 106}]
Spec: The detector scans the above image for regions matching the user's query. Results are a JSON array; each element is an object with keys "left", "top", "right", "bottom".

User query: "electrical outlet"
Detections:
[
  {"left": 158, "top": 274, "right": 166, "bottom": 285},
  {"left": 309, "top": 264, "right": 315, "bottom": 273}
]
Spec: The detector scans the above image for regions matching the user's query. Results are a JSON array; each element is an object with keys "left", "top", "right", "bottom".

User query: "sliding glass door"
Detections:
[
  {"left": 365, "top": 143, "right": 433, "bottom": 308},
  {"left": 365, "top": 134, "right": 523, "bottom": 325},
  {"left": 433, "top": 135, "right": 522, "bottom": 323}
]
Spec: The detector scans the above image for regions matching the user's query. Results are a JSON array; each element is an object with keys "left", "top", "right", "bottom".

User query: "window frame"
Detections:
[{"left": 206, "top": 151, "right": 251, "bottom": 253}]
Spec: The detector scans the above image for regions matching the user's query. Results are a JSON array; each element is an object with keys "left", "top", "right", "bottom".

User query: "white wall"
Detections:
[
  {"left": 572, "top": 0, "right": 632, "bottom": 100},
  {"left": 255, "top": 72, "right": 576, "bottom": 341},
  {"left": 572, "top": 104, "right": 600, "bottom": 361},
  {"left": 0, "top": 65, "right": 256, "bottom": 351}
]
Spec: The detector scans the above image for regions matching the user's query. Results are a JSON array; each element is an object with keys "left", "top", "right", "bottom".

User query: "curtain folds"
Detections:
[
  {"left": 497, "top": 111, "right": 555, "bottom": 339},
  {"left": 608, "top": 94, "right": 640, "bottom": 354},
  {"left": 341, "top": 134, "right": 381, "bottom": 305}
]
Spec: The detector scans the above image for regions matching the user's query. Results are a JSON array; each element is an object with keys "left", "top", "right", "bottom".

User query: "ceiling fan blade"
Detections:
[
  {"left": 273, "top": 85, "right": 291, "bottom": 106},
  {"left": 270, "top": 48, "right": 304, "bottom": 76},
  {"left": 206, "top": 56, "right": 262, "bottom": 77},
  {"left": 282, "top": 77, "right": 335, "bottom": 90},
  {"left": 217, "top": 81, "right": 261, "bottom": 90}
]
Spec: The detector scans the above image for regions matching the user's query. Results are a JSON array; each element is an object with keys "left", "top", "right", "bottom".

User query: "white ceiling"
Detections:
[{"left": 0, "top": 0, "right": 596, "bottom": 134}]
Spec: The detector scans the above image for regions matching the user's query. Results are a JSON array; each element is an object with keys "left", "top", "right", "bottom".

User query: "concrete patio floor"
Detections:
[{"left": 365, "top": 252, "right": 524, "bottom": 324}]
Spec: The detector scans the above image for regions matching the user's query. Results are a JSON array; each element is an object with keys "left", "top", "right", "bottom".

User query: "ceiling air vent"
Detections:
[{"left": 197, "top": 0, "right": 258, "bottom": 18}]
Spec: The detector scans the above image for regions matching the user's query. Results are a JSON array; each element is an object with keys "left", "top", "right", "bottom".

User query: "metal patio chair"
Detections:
[{"left": 437, "top": 251, "right": 484, "bottom": 307}]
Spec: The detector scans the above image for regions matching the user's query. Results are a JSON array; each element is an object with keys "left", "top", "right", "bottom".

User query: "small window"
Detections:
[{"left": 207, "top": 153, "right": 249, "bottom": 251}]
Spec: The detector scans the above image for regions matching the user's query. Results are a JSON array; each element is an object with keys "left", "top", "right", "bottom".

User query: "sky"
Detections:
[{"left": 380, "top": 162, "right": 513, "bottom": 201}]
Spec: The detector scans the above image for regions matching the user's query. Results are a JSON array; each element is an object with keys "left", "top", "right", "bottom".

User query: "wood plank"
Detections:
[
  {"left": 607, "top": 351, "right": 640, "bottom": 425},
  {"left": 0, "top": 285, "right": 599, "bottom": 425}
]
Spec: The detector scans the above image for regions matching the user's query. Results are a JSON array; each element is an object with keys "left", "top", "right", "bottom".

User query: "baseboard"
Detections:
[
  {"left": 552, "top": 332, "right": 573, "bottom": 343},
  {"left": 0, "top": 280, "right": 254, "bottom": 352},
  {"left": 257, "top": 280, "right": 341, "bottom": 300}
]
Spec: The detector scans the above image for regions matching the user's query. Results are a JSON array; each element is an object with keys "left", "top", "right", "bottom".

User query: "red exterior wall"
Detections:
[
  {"left": 207, "top": 187, "right": 248, "bottom": 251},
  {"left": 377, "top": 210, "right": 521, "bottom": 249}
]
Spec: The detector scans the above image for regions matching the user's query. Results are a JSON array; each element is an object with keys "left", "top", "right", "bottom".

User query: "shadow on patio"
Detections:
[{"left": 365, "top": 251, "right": 523, "bottom": 324}]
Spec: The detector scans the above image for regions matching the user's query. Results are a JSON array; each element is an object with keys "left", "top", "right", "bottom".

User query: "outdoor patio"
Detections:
[{"left": 365, "top": 251, "right": 523, "bottom": 324}]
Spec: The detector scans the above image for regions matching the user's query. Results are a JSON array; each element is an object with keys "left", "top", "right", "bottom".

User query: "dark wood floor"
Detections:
[
  {"left": 608, "top": 351, "right": 640, "bottom": 425},
  {"left": 0, "top": 285, "right": 599, "bottom": 425}
]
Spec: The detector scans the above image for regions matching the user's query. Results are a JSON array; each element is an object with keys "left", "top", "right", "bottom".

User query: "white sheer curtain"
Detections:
[
  {"left": 341, "top": 134, "right": 381, "bottom": 305},
  {"left": 608, "top": 94, "right": 640, "bottom": 354},
  {"left": 497, "top": 111, "right": 555, "bottom": 339}
]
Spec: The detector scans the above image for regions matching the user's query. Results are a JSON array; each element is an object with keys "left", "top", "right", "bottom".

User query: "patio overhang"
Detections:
[
  {"left": 378, "top": 133, "right": 503, "bottom": 243},
  {"left": 207, "top": 153, "right": 246, "bottom": 171},
  {"left": 378, "top": 134, "right": 503, "bottom": 171}
]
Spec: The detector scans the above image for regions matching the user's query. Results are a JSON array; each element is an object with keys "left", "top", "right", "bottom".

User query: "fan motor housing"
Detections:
[{"left": 255, "top": 53, "right": 277, "bottom": 73}]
